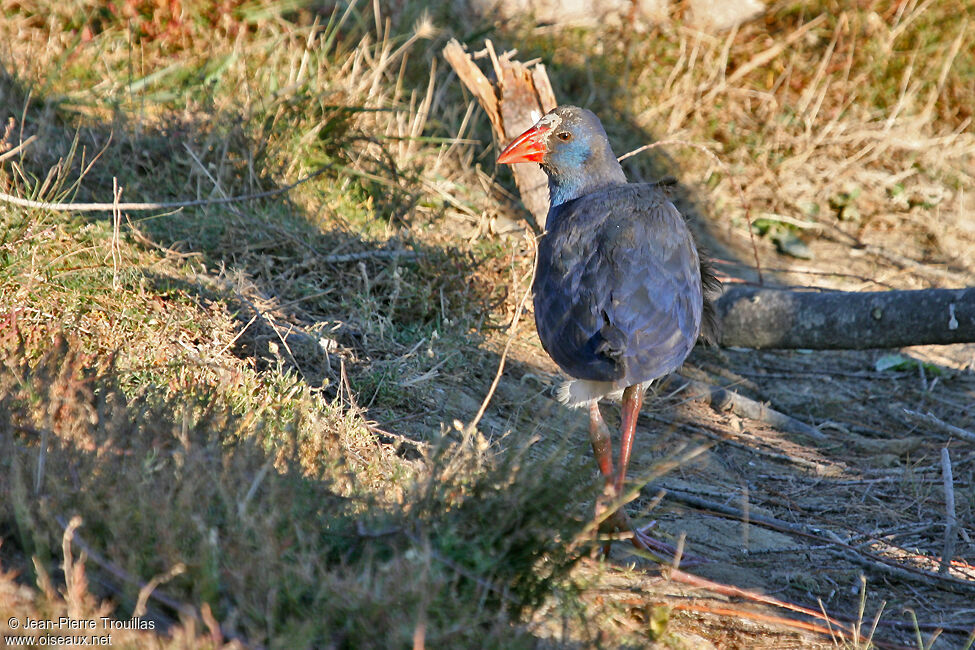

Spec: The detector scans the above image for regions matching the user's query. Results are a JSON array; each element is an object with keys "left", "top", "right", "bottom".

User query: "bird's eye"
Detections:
[{"left": 556, "top": 131, "right": 571, "bottom": 141}]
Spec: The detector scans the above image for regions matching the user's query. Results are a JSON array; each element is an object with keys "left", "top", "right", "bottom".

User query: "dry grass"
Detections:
[
  {"left": 0, "top": 325, "right": 595, "bottom": 647},
  {"left": 1, "top": 0, "right": 974, "bottom": 647},
  {"left": 502, "top": 2, "right": 974, "bottom": 291}
]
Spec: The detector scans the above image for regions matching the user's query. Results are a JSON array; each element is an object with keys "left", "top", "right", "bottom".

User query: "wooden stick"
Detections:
[
  {"left": 940, "top": 447, "right": 958, "bottom": 576},
  {"left": 443, "top": 38, "right": 557, "bottom": 230},
  {"left": 54, "top": 515, "right": 255, "bottom": 647},
  {"left": 0, "top": 133, "right": 37, "bottom": 162},
  {"left": 668, "top": 602, "right": 846, "bottom": 642},
  {"left": 671, "top": 375, "right": 827, "bottom": 441},
  {"left": 656, "top": 487, "right": 975, "bottom": 593},
  {"left": 0, "top": 163, "right": 335, "bottom": 212},
  {"left": 904, "top": 408, "right": 975, "bottom": 444},
  {"left": 668, "top": 568, "right": 859, "bottom": 639}
]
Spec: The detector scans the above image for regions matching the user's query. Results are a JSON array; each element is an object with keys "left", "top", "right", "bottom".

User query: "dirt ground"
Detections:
[{"left": 426, "top": 162, "right": 975, "bottom": 648}]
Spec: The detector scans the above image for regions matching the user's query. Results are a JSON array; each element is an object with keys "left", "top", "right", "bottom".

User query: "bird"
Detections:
[{"left": 497, "top": 106, "right": 720, "bottom": 558}]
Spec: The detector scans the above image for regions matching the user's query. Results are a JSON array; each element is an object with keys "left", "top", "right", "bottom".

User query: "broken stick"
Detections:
[{"left": 443, "top": 38, "right": 556, "bottom": 229}]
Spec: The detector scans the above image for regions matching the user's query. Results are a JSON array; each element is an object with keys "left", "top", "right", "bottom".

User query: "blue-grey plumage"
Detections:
[
  {"left": 497, "top": 105, "right": 720, "bottom": 560},
  {"left": 499, "top": 105, "right": 718, "bottom": 407},
  {"left": 535, "top": 184, "right": 707, "bottom": 405}
]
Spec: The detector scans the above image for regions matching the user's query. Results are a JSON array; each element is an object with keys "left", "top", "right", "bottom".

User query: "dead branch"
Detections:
[
  {"left": 668, "top": 603, "right": 842, "bottom": 641},
  {"left": 656, "top": 486, "right": 975, "bottom": 594},
  {"left": 443, "top": 39, "right": 556, "bottom": 230},
  {"left": 660, "top": 584, "right": 920, "bottom": 649},
  {"left": 0, "top": 133, "right": 37, "bottom": 163},
  {"left": 0, "top": 163, "right": 335, "bottom": 212},
  {"left": 717, "top": 285, "right": 975, "bottom": 349},
  {"left": 903, "top": 408, "right": 975, "bottom": 444},
  {"left": 54, "top": 515, "right": 253, "bottom": 647},
  {"left": 669, "top": 375, "right": 826, "bottom": 440},
  {"left": 941, "top": 447, "right": 958, "bottom": 576},
  {"left": 666, "top": 568, "right": 859, "bottom": 641}
]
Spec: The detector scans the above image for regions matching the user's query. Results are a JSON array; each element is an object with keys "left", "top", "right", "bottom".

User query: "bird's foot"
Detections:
[
  {"left": 629, "top": 521, "right": 707, "bottom": 567},
  {"left": 592, "top": 497, "right": 622, "bottom": 558},
  {"left": 596, "top": 509, "right": 707, "bottom": 567}
]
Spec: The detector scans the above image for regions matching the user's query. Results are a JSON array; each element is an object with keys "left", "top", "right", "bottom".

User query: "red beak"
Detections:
[{"left": 497, "top": 124, "right": 550, "bottom": 164}]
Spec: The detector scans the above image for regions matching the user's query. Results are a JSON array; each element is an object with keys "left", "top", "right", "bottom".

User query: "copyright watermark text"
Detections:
[{"left": 5, "top": 615, "right": 155, "bottom": 645}]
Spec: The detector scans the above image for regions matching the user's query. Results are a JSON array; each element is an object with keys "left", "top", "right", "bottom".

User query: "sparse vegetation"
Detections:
[{"left": 1, "top": 0, "right": 973, "bottom": 647}]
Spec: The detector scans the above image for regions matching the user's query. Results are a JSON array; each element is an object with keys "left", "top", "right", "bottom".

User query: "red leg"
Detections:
[
  {"left": 614, "top": 385, "right": 644, "bottom": 496},
  {"left": 588, "top": 402, "right": 616, "bottom": 556},
  {"left": 587, "top": 386, "right": 705, "bottom": 564},
  {"left": 588, "top": 401, "right": 614, "bottom": 486}
]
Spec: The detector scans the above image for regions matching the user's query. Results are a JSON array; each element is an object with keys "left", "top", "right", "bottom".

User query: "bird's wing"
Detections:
[{"left": 533, "top": 184, "right": 704, "bottom": 385}]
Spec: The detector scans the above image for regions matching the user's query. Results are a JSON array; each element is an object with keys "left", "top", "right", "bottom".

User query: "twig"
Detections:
[
  {"left": 657, "top": 487, "right": 975, "bottom": 593},
  {"left": 729, "top": 366, "right": 905, "bottom": 381},
  {"left": 646, "top": 414, "right": 828, "bottom": 472},
  {"left": 226, "top": 287, "right": 313, "bottom": 377},
  {"left": 0, "top": 163, "right": 335, "bottom": 212},
  {"left": 672, "top": 376, "right": 826, "bottom": 441},
  {"left": 215, "top": 313, "right": 259, "bottom": 358},
  {"left": 133, "top": 563, "right": 186, "bottom": 619},
  {"left": 54, "top": 515, "right": 256, "bottom": 647},
  {"left": 668, "top": 567, "right": 858, "bottom": 638},
  {"left": 862, "top": 450, "right": 975, "bottom": 476},
  {"left": 238, "top": 459, "right": 274, "bottom": 518},
  {"left": 34, "top": 424, "right": 48, "bottom": 495},
  {"left": 54, "top": 515, "right": 189, "bottom": 614},
  {"left": 941, "top": 447, "right": 958, "bottom": 576},
  {"left": 657, "top": 484, "right": 821, "bottom": 537},
  {"left": 321, "top": 249, "right": 418, "bottom": 264},
  {"left": 714, "top": 258, "right": 901, "bottom": 289},
  {"left": 465, "top": 231, "right": 536, "bottom": 434},
  {"left": 122, "top": 213, "right": 202, "bottom": 259},
  {"left": 904, "top": 408, "right": 975, "bottom": 444},
  {"left": 62, "top": 515, "right": 84, "bottom": 613},
  {"left": 665, "top": 602, "right": 853, "bottom": 644},
  {"left": 111, "top": 177, "right": 122, "bottom": 290},
  {"left": 0, "top": 133, "right": 37, "bottom": 162},
  {"left": 647, "top": 573, "right": 975, "bottom": 639},
  {"left": 367, "top": 423, "right": 430, "bottom": 455},
  {"left": 861, "top": 243, "right": 967, "bottom": 284}
]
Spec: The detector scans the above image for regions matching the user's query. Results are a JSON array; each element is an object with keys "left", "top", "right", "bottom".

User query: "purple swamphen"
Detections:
[{"left": 497, "top": 106, "right": 720, "bottom": 558}]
